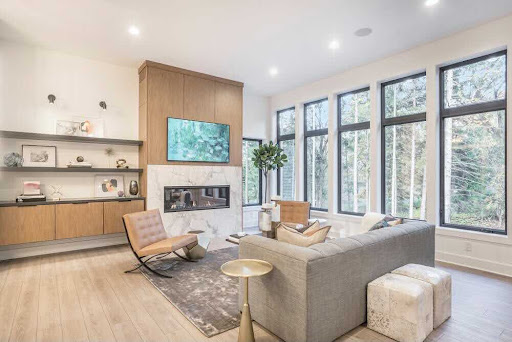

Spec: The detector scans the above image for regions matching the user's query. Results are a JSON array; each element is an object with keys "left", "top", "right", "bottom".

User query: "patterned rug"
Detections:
[{"left": 139, "top": 246, "right": 240, "bottom": 337}]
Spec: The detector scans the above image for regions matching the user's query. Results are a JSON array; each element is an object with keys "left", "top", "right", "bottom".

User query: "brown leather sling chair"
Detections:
[{"left": 122, "top": 209, "right": 198, "bottom": 278}]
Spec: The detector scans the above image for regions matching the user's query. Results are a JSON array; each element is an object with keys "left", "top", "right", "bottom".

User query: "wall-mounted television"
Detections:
[{"left": 167, "top": 117, "right": 230, "bottom": 163}]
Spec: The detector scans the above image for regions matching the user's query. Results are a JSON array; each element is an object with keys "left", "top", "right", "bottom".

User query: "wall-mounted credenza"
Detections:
[{"left": 0, "top": 197, "right": 144, "bottom": 246}]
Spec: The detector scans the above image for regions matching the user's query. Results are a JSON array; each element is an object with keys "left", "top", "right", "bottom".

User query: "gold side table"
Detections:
[{"left": 221, "top": 259, "right": 273, "bottom": 342}]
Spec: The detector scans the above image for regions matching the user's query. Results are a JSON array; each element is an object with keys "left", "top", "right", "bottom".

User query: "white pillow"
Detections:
[{"left": 361, "top": 212, "right": 386, "bottom": 232}]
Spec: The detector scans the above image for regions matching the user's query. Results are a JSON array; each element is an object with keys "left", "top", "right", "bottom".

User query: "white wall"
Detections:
[
  {"left": 242, "top": 91, "right": 271, "bottom": 228},
  {"left": 270, "top": 15, "right": 512, "bottom": 277},
  {"left": 243, "top": 91, "right": 271, "bottom": 140},
  {"left": 0, "top": 40, "right": 139, "bottom": 199}
]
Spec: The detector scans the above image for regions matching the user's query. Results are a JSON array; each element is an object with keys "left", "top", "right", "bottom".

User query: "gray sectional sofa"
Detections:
[{"left": 239, "top": 220, "right": 435, "bottom": 342}]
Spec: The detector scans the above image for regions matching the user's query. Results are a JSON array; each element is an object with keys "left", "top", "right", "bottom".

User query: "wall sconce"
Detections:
[
  {"left": 99, "top": 101, "right": 107, "bottom": 111},
  {"left": 48, "top": 94, "right": 56, "bottom": 104}
]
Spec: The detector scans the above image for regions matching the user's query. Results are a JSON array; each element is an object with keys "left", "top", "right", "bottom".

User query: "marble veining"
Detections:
[{"left": 147, "top": 165, "right": 242, "bottom": 238}]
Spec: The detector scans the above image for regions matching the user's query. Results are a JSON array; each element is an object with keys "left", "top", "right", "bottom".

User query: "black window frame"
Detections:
[
  {"left": 276, "top": 107, "right": 296, "bottom": 199},
  {"left": 380, "top": 72, "right": 427, "bottom": 218},
  {"left": 337, "top": 87, "right": 371, "bottom": 216},
  {"left": 242, "top": 138, "right": 263, "bottom": 207},
  {"left": 304, "top": 98, "right": 329, "bottom": 212},
  {"left": 439, "top": 50, "right": 507, "bottom": 235}
]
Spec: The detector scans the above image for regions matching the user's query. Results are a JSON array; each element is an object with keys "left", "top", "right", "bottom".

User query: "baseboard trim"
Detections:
[
  {"left": 436, "top": 250, "right": 512, "bottom": 278},
  {"left": 0, "top": 234, "right": 128, "bottom": 261}
]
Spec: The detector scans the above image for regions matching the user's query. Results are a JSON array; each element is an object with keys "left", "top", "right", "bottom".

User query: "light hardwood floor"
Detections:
[{"left": 0, "top": 241, "right": 511, "bottom": 342}]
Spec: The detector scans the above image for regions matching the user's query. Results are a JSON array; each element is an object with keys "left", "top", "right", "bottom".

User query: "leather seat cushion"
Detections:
[{"left": 137, "top": 234, "right": 198, "bottom": 257}]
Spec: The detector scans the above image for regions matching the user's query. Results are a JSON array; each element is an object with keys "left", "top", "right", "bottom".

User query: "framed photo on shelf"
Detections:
[
  {"left": 94, "top": 175, "right": 124, "bottom": 198},
  {"left": 22, "top": 145, "right": 57, "bottom": 167}
]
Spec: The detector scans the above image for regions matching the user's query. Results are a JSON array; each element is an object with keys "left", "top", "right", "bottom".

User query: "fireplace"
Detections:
[{"left": 164, "top": 185, "right": 230, "bottom": 213}]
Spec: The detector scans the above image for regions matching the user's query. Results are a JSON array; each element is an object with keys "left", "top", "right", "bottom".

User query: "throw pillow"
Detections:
[
  {"left": 276, "top": 222, "right": 331, "bottom": 247},
  {"left": 369, "top": 215, "right": 403, "bottom": 231},
  {"left": 279, "top": 220, "right": 319, "bottom": 234}
]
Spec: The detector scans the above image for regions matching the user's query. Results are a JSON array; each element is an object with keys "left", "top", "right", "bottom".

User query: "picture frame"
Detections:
[
  {"left": 56, "top": 120, "right": 81, "bottom": 136},
  {"left": 22, "top": 145, "right": 57, "bottom": 167},
  {"left": 94, "top": 174, "right": 124, "bottom": 198}
]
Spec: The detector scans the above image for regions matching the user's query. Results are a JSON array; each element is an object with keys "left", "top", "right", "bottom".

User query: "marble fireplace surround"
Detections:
[{"left": 147, "top": 165, "right": 242, "bottom": 238}]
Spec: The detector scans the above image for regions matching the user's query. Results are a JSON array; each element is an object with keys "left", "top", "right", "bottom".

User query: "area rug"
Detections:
[{"left": 139, "top": 246, "right": 240, "bottom": 337}]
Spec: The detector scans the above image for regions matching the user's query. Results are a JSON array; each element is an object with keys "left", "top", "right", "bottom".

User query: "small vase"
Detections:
[{"left": 129, "top": 180, "right": 139, "bottom": 196}]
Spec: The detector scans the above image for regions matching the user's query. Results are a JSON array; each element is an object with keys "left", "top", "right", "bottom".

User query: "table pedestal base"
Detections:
[{"left": 238, "top": 277, "right": 255, "bottom": 342}]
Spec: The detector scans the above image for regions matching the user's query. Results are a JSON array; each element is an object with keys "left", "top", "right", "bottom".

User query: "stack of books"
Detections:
[
  {"left": 226, "top": 232, "right": 248, "bottom": 245},
  {"left": 67, "top": 162, "right": 93, "bottom": 168},
  {"left": 16, "top": 194, "right": 46, "bottom": 202}
]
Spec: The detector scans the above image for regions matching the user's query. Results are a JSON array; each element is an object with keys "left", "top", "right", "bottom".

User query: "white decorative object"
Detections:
[
  {"left": 392, "top": 264, "right": 452, "bottom": 328},
  {"left": 258, "top": 207, "right": 272, "bottom": 232},
  {"left": 94, "top": 175, "right": 124, "bottom": 198},
  {"left": 271, "top": 201, "right": 280, "bottom": 222},
  {"left": 367, "top": 273, "right": 433, "bottom": 342},
  {"left": 22, "top": 145, "right": 56, "bottom": 167},
  {"left": 48, "top": 185, "right": 63, "bottom": 200}
]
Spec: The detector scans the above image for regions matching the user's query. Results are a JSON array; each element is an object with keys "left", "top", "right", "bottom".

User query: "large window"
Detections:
[
  {"left": 277, "top": 107, "right": 296, "bottom": 200},
  {"left": 338, "top": 88, "right": 371, "bottom": 215},
  {"left": 242, "top": 138, "right": 262, "bottom": 206},
  {"left": 440, "top": 51, "right": 507, "bottom": 234},
  {"left": 381, "top": 73, "right": 427, "bottom": 219},
  {"left": 304, "top": 98, "right": 329, "bottom": 211}
]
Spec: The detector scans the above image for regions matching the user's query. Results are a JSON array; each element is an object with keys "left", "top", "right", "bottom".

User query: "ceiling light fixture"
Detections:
[
  {"left": 128, "top": 25, "right": 140, "bottom": 36},
  {"left": 48, "top": 94, "right": 56, "bottom": 104},
  {"left": 328, "top": 40, "right": 340, "bottom": 50},
  {"left": 269, "top": 67, "right": 278, "bottom": 77},
  {"left": 354, "top": 27, "right": 372, "bottom": 37},
  {"left": 425, "top": 0, "right": 439, "bottom": 6}
]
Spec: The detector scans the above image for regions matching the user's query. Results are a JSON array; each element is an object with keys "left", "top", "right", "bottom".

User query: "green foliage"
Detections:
[
  {"left": 251, "top": 141, "right": 288, "bottom": 202},
  {"left": 252, "top": 141, "right": 287, "bottom": 175}
]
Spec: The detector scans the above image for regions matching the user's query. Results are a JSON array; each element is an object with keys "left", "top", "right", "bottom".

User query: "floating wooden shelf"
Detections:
[
  {"left": 0, "top": 167, "right": 143, "bottom": 173},
  {"left": 0, "top": 130, "right": 143, "bottom": 146}
]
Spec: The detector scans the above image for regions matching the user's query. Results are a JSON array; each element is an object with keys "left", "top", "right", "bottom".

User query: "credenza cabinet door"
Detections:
[
  {"left": 103, "top": 200, "right": 145, "bottom": 234},
  {"left": 0, "top": 205, "right": 56, "bottom": 245},
  {"left": 56, "top": 202, "right": 103, "bottom": 239}
]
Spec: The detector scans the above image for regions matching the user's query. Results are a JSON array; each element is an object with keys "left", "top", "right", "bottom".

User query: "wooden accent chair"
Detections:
[
  {"left": 122, "top": 209, "right": 198, "bottom": 278},
  {"left": 276, "top": 201, "right": 311, "bottom": 226}
]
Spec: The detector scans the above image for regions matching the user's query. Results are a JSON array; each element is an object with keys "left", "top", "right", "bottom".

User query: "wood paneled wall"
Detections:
[{"left": 138, "top": 61, "right": 244, "bottom": 196}]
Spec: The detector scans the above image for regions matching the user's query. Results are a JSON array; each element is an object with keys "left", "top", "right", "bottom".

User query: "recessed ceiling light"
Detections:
[
  {"left": 425, "top": 0, "right": 439, "bottom": 6},
  {"left": 328, "top": 40, "right": 340, "bottom": 50},
  {"left": 269, "top": 67, "right": 278, "bottom": 77},
  {"left": 354, "top": 27, "right": 372, "bottom": 37},
  {"left": 128, "top": 25, "right": 140, "bottom": 36}
]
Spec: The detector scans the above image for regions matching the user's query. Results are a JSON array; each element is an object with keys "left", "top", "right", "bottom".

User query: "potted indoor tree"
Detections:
[{"left": 251, "top": 141, "right": 288, "bottom": 204}]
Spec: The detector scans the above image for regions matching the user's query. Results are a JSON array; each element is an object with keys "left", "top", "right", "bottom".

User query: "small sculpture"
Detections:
[
  {"left": 48, "top": 185, "right": 63, "bottom": 200},
  {"left": 116, "top": 158, "right": 128, "bottom": 168},
  {"left": 76, "top": 156, "right": 84, "bottom": 162},
  {"left": 3, "top": 152, "right": 23, "bottom": 167},
  {"left": 117, "top": 190, "right": 125, "bottom": 197}
]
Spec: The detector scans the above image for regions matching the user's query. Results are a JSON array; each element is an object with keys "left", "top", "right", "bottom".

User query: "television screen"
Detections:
[{"left": 167, "top": 118, "right": 230, "bottom": 162}]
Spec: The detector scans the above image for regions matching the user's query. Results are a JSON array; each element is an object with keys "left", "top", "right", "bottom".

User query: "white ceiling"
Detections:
[{"left": 1, "top": 0, "right": 512, "bottom": 96}]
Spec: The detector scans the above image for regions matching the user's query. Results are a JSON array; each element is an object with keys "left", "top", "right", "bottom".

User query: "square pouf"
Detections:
[
  {"left": 392, "top": 264, "right": 451, "bottom": 328},
  {"left": 367, "top": 273, "right": 433, "bottom": 342}
]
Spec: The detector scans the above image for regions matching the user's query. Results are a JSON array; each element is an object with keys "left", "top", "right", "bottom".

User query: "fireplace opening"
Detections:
[{"left": 164, "top": 185, "right": 230, "bottom": 213}]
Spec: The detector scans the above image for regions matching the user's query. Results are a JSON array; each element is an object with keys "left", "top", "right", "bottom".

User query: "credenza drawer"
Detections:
[
  {"left": 56, "top": 202, "right": 103, "bottom": 239},
  {"left": 0, "top": 205, "right": 55, "bottom": 245},
  {"left": 103, "top": 199, "right": 145, "bottom": 234}
]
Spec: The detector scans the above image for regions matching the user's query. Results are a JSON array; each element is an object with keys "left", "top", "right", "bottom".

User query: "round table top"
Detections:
[{"left": 221, "top": 259, "right": 273, "bottom": 278}]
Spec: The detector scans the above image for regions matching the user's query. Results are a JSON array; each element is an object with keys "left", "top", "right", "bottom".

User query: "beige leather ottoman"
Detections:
[
  {"left": 392, "top": 264, "right": 452, "bottom": 328},
  {"left": 367, "top": 273, "right": 433, "bottom": 342}
]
